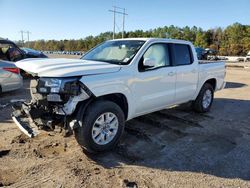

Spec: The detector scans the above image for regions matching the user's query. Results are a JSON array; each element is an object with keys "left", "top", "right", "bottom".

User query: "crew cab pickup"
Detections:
[{"left": 13, "top": 38, "right": 226, "bottom": 152}]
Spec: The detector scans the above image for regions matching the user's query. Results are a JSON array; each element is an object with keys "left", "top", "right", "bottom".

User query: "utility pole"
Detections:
[
  {"left": 109, "top": 6, "right": 128, "bottom": 39},
  {"left": 20, "top": 30, "right": 24, "bottom": 46},
  {"left": 122, "top": 8, "right": 126, "bottom": 38},
  {"left": 26, "top": 31, "right": 31, "bottom": 48},
  {"left": 113, "top": 6, "right": 116, "bottom": 39},
  {"left": 20, "top": 30, "right": 31, "bottom": 47}
]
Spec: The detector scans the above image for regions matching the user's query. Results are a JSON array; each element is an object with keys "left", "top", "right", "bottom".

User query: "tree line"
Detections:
[{"left": 20, "top": 23, "right": 250, "bottom": 56}]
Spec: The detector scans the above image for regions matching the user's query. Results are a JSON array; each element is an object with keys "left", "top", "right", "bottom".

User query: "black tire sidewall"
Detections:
[
  {"left": 75, "top": 100, "right": 125, "bottom": 152},
  {"left": 194, "top": 83, "right": 214, "bottom": 113}
]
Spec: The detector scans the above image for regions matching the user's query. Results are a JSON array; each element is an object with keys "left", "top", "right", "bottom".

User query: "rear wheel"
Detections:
[
  {"left": 193, "top": 83, "right": 214, "bottom": 113},
  {"left": 74, "top": 100, "right": 125, "bottom": 153}
]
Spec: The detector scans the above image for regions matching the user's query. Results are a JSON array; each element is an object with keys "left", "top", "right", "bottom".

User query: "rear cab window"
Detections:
[{"left": 172, "top": 44, "right": 193, "bottom": 66}]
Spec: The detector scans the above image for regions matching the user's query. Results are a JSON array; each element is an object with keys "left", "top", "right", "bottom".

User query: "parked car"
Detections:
[
  {"left": 218, "top": 57, "right": 228, "bottom": 61},
  {"left": 195, "top": 47, "right": 207, "bottom": 60},
  {"left": 13, "top": 38, "right": 226, "bottom": 153},
  {"left": 0, "top": 39, "right": 24, "bottom": 62},
  {"left": 0, "top": 60, "right": 23, "bottom": 93},
  {"left": 195, "top": 47, "right": 219, "bottom": 61},
  {"left": 245, "top": 52, "right": 250, "bottom": 62},
  {"left": 0, "top": 39, "right": 47, "bottom": 62},
  {"left": 208, "top": 56, "right": 220, "bottom": 61},
  {"left": 21, "top": 48, "right": 48, "bottom": 58},
  {"left": 236, "top": 57, "right": 244, "bottom": 62}
]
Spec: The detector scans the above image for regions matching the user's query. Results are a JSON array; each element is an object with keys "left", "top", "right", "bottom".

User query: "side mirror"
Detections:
[{"left": 143, "top": 58, "right": 156, "bottom": 67}]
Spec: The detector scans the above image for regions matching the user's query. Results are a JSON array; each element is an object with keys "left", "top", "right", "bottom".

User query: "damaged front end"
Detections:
[{"left": 12, "top": 77, "right": 92, "bottom": 138}]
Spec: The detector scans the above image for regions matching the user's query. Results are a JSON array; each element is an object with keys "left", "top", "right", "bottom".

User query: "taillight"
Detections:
[{"left": 3, "top": 67, "right": 20, "bottom": 74}]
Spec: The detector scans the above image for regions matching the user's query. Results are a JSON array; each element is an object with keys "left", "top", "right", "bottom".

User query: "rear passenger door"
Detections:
[{"left": 172, "top": 43, "right": 198, "bottom": 103}]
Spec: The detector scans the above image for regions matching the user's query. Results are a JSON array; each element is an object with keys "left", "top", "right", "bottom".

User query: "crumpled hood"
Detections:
[{"left": 15, "top": 58, "right": 121, "bottom": 77}]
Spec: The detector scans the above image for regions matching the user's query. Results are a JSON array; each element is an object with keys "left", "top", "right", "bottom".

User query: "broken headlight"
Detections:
[
  {"left": 44, "top": 78, "right": 62, "bottom": 93},
  {"left": 38, "top": 77, "right": 80, "bottom": 95}
]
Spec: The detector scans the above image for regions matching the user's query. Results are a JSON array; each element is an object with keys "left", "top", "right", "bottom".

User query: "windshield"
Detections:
[{"left": 81, "top": 40, "right": 145, "bottom": 65}]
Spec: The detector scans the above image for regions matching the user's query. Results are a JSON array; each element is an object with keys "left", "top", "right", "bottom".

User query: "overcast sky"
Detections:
[{"left": 0, "top": 0, "right": 249, "bottom": 41}]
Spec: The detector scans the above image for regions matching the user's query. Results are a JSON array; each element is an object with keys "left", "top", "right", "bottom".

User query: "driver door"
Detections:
[{"left": 132, "top": 43, "right": 176, "bottom": 116}]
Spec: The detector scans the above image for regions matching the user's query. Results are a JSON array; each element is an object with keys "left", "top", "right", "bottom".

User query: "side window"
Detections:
[
  {"left": 0, "top": 43, "right": 23, "bottom": 62},
  {"left": 8, "top": 45, "right": 23, "bottom": 62},
  {"left": 173, "top": 44, "right": 193, "bottom": 66},
  {"left": 139, "top": 43, "right": 170, "bottom": 71}
]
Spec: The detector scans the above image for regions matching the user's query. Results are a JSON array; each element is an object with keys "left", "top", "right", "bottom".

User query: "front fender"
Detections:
[{"left": 79, "top": 73, "right": 134, "bottom": 120}]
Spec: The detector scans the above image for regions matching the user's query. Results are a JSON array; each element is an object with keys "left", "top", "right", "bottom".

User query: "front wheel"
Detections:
[
  {"left": 74, "top": 100, "right": 125, "bottom": 153},
  {"left": 193, "top": 83, "right": 214, "bottom": 113}
]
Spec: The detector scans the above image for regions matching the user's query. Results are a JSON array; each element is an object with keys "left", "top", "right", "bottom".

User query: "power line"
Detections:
[{"left": 108, "top": 6, "right": 128, "bottom": 39}]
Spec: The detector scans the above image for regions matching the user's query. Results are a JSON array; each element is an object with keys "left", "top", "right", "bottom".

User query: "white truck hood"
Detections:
[{"left": 15, "top": 58, "right": 121, "bottom": 77}]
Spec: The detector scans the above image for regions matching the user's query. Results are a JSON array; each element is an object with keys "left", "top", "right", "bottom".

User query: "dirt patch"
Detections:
[
  {"left": 32, "top": 142, "right": 66, "bottom": 158},
  {"left": 0, "top": 169, "right": 20, "bottom": 187},
  {"left": 11, "top": 133, "right": 30, "bottom": 144}
]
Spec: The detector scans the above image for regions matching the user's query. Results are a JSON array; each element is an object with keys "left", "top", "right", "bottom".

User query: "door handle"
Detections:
[{"left": 168, "top": 72, "right": 175, "bottom": 76}]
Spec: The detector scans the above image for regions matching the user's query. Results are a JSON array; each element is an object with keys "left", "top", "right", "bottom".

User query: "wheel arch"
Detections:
[
  {"left": 193, "top": 77, "right": 217, "bottom": 100},
  {"left": 204, "top": 78, "right": 217, "bottom": 90},
  {"left": 76, "top": 93, "right": 129, "bottom": 120},
  {"left": 96, "top": 93, "right": 129, "bottom": 120}
]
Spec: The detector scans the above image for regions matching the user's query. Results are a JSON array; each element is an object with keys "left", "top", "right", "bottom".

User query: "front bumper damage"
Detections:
[
  {"left": 12, "top": 102, "right": 40, "bottom": 138},
  {"left": 11, "top": 100, "right": 69, "bottom": 138},
  {"left": 11, "top": 78, "right": 92, "bottom": 138}
]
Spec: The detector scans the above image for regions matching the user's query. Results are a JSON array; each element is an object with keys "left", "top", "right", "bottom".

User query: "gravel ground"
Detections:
[{"left": 0, "top": 67, "right": 250, "bottom": 187}]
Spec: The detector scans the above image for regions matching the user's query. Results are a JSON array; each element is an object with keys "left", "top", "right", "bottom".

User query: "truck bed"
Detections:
[{"left": 198, "top": 61, "right": 225, "bottom": 91}]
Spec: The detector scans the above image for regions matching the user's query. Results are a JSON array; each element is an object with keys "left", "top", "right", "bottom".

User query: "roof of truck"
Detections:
[{"left": 111, "top": 38, "right": 193, "bottom": 45}]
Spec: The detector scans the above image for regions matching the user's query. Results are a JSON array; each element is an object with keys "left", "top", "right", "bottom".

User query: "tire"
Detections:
[
  {"left": 193, "top": 83, "right": 214, "bottom": 113},
  {"left": 74, "top": 100, "right": 125, "bottom": 153}
]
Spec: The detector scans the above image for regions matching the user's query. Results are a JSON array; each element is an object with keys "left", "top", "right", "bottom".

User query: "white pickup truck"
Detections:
[{"left": 13, "top": 38, "right": 226, "bottom": 152}]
